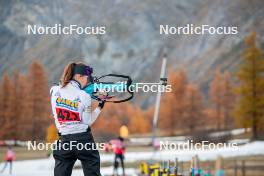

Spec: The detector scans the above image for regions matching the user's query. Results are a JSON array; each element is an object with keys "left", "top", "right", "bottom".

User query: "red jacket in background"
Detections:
[
  {"left": 110, "top": 139, "right": 125, "bottom": 155},
  {"left": 5, "top": 149, "right": 15, "bottom": 161}
]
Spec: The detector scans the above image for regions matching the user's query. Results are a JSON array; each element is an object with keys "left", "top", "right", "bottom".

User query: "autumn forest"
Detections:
[{"left": 0, "top": 32, "right": 264, "bottom": 141}]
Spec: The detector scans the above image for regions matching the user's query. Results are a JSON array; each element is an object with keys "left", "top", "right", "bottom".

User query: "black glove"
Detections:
[{"left": 98, "top": 100, "right": 105, "bottom": 109}]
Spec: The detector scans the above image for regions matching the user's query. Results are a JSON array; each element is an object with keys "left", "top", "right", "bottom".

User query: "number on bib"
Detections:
[{"left": 55, "top": 107, "right": 81, "bottom": 124}]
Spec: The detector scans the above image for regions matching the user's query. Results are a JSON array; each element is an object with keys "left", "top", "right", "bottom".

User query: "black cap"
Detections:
[{"left": 73, "top": 64, "right": 93, "bottom": 76}]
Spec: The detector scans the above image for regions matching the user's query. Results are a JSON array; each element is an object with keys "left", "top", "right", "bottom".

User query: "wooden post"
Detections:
[
  {"left": 241, "top": 160, "right": 245, "bottom": 176},
  {"left": 181, "top": 161, "right": 184, "bottom": 175},
  {"left": 234, "top": 159, "right": 237, "bottom": 176},
  {"left": 215, "top": 156, "right": 224, "bottom": 176},
  {"left": 174, "top": 158, "right": 178, "bottom": 176},
  {"left": 194, "top": 155, "right": 200, "bottom": 176},
  {"left": 162, "top": 160, "right": 166, "bottom": 175},
  {"left": 206, "top": 160, "right": 211, "bottom": 176},
  {"left": 190, "top": 156, "right": 194, "bottom": 176},
  {"left": 167, "top": 160, "right": 171, "bottom": 176}
]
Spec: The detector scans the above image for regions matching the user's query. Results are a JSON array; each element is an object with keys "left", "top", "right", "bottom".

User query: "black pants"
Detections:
[
  {"left": 53, "top": 130, "right": 101, "bottom": 176},
  {"left": 114, "top": 154, "right": 125, "bottom": 176},
  {"left": 0, "top": 160, "right": 12, "bottom": 174}
]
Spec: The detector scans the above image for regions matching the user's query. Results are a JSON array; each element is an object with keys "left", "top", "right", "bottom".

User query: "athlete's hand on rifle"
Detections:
[{"left": 98, "top": 100, "right": 105, "bottom": 109}]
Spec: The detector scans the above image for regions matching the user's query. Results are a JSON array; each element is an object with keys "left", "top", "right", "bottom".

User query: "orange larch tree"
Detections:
[
  {"left": 16, "top": 73, "right": 34, "bottom": 140},
  {"left": 222, "top": 71, "right": 235, "bottom": 129},
  {"left": 28, "top": 60, "right": 51, "bottom": 140},
  {"left": 160, "top": 69, "right": 188, "bottom": 135},
  {"left": 1, "top": 74, "right": 16, "bottom": 139},
  {"left": 183, "top": 84, "right": 204, "bottom": 133},
  {"left": 128, "top": 106, "right": 151, "bottom": 134},
  {"left": 210, "top": 70, "right": 223, "bottom": 130}
]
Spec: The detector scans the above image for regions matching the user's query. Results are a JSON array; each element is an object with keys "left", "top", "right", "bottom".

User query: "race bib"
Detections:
[{"left": 55, "top": 107, "right": 81, "bottom": 124}]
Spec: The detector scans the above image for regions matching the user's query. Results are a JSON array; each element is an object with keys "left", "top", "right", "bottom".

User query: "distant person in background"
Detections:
[
  {"left": 111, "top": 136, "right": 126, "bottom": 176},
  {"left": 0, "top": 146, "right": 15, "bottom": 175}
]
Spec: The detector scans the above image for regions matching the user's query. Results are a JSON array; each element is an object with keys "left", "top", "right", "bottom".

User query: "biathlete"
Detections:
[
  {"left": 50, "top": 62, "right": 105, "bottom": 176},
  {"left": 0, "top": 146, "right": 15, "bottom": 174},
  {"left": 110, "top": 136, "right": 126, "bottom": 176}
]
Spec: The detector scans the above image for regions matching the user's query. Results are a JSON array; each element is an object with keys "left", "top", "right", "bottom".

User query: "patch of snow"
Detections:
[{"left": 0, "top": 141, "right": 263, "bottom": 175}]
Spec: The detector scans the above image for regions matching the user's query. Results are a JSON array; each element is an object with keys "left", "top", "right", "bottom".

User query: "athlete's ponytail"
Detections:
[
  {"left": 61, "top": 62, "right": 76, "bottom": 88},
  {"left": 61, "top": 61, "right": 89, "bottom": 87}
]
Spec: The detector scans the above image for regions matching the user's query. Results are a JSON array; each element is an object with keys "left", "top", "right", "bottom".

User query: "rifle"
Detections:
[
  {"left": 83, "top": 74, "right": 134, "bottom": 103},
  {"left": 83, "top": 74, "right": 167, "bottom": 103}
]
